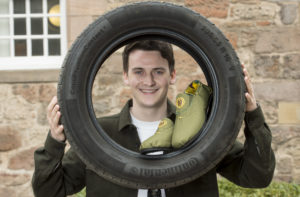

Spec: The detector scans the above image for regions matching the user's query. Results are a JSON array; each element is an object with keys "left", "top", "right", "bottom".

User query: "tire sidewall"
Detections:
[{"left": 58, "top": 2, "right": 245, "bottom": 189}]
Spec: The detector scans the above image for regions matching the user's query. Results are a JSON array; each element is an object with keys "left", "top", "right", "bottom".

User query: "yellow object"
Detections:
[
  {"left": 185, "top": 80, "right": 201, "bottom": 95},
  {"left": 172, "top": 80, "right": 212, "bottom": 149},
  {"left": 139, "top": 118, "right": 174, "bottom": 154},
  {"left": 49, "top": 5, "right": 60, "bottom": 27},
  {"left": 158, "top": 119, "right": 167, "bottom": 128},
  {"left": 176, "top": 97, "right": 186, "bottom": 109}
]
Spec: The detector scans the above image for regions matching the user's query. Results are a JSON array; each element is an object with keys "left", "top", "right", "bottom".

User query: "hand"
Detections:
[
  {"left": 47, "top": 96, "right": 66, "bottom": 142},
  {"left": 242, "top": 64, "right": 257, "bottom": 112}
]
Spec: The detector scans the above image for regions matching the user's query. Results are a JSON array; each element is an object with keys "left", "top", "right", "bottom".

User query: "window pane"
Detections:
[
  {"left": 48, "top": 38, "right": 60, "bottom": 56},
  {"left": 14, "top": 18, "right": 26, "bottom": 35},
  {"left": 47, "top": 0, "right": 60, "bottom": 12},
  {"left": 0, "top": 39, "right": 10, "bottom": 57},
  {"left": 48, "top": 17, "right": 60, "bottom": 34},
  {"left": 0, "top": 18, "right": 9, "bottom": 36},
  {"left": 31, "top": 18, "right": 43, "bottom": 35},
  {"left": 14, "top": 39, "right": 27, "bottom": 56},
  {"left": 13, "top": 0, "right": 25, "bottom": 14},
  {"left": 30, "top": 0, "right": 43, "bottom": 13},
  {"left": 48, "top": 2, "right": 60, "bottom": 35},
  {"left": 0, "top": 0, "right": 9, "bottom": 14},
  {"left": 32, "top": 39, "right": 43, "bottom": 56}
]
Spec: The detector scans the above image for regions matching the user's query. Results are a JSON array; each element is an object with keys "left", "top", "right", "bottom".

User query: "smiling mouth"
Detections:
[{"left": 139, "top": 89, "right": 158, "bottom": 94}]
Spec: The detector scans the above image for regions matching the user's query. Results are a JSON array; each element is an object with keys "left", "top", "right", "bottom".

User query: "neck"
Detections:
[{"left": 130, "top": 100, "right": 168, "bottom": 122}]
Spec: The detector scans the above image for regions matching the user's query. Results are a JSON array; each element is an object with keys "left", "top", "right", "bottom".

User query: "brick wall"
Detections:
[{"left": 0, "top": 0, "right": 299, "bottom": 196}]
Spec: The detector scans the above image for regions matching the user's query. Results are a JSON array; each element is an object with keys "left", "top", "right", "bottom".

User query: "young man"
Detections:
[{"left": 32, "top": 40, "right": 275, "bottom": 197}]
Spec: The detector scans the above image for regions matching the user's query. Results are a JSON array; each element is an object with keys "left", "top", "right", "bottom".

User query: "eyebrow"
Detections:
[
  {"left": 131, "top": 67, "right": 166, "bottom": 71},
  {"left": 132, "top": 67, "right": 143, "bottom": 71},
  {"left": 153, "top": 67, "right": 166, "bottom": 71}
]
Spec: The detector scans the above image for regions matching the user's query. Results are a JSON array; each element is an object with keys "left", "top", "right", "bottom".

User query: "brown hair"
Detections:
[{"left": 122, "top": 40, "right": 175, "bottom": 73}]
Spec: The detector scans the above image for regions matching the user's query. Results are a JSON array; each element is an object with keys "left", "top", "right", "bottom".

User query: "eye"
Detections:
[
  {"left": 134, "top": 70, "right": 143, "bottom": 75},
  {"left": 155, "top": 69, "right": 165, "bottom": 75},
  {"left": 133, "top": 69, "right": 143, "bottom": 75}
]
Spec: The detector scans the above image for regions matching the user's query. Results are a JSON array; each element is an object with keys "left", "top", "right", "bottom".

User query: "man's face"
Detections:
[{"left": 123, "top": 49, "right": 176, "bottom": 109}]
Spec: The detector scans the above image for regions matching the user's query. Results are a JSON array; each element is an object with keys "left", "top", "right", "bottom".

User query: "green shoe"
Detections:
[
  {"left": 140, "top": 118, "right": 174, "bottom": 154},
  {"left": 172, "top": 80, "right": 212, "bottom": 149}
]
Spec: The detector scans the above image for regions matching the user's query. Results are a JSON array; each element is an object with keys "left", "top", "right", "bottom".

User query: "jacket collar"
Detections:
[{"left": 118, "top": 99, "right": 176, "bottom": 132}]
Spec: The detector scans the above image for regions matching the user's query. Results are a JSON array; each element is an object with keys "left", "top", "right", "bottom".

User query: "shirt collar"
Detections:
[{"left": 118, "top": 99, "right": 176, "bottom": 132}]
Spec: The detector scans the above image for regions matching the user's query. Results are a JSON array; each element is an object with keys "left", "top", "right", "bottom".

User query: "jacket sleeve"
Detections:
[
  {"left": 216, "top": 105, "right": 276, "bottom": 188},
  {"left": 32, "top": 132, "right": 86, "bottom": 197}
]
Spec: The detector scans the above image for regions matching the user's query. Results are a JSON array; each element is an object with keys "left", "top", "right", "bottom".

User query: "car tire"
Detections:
[{"left": 58, "top": 1, "right": 245, "bottom": 189}]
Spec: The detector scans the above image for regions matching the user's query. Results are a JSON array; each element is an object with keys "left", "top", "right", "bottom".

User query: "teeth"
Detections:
[{"left": 141, "top": 89, "right": 157, "bottom": 93}]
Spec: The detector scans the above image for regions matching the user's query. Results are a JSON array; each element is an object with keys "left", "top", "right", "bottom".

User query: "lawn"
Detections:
[{"left": 75, "top": 179, "right": 300, "bottom": 197}]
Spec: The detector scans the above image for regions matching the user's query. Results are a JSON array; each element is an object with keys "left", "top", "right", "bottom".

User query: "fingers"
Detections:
[
  {"left": 53, "top": 123, "right": 64, "bottom": 136},
  {"left": 53, "top": 108, "right": 61, "bottom": 127},
  {"left": 51, "top": 109, "right": 65, "bottom": 141},
  {"left": 245, "top": 92, "right": 254, "bottom": 104},
  {"left": 47, "top": 96, "right": 61, "bottom": 126},
  {"left": 51, "top": 123, "right": 65, "bottom": 142},
  {"left": 242, "top": 65, "right": 253, "bottom": 95},
  {"left": 242, "top": 64, "right": 257, "bottom": 111},
  {"left": 244, "top": 75, "right": 254, "bottom": 97},
  {"left": 241, "top": 63, "right": 245, "bottom": 69},
  {"left": 47, "top": 96, "right": 66, "bottom": 141},
  {"left": 47, "top": 96, "right": 58, "bottom": 120},
  {"left": 52, "top": 111, "right": 64, "bottom": 133},
  {"left": 56, "top": 125, "right": 65, "bottom": 141},
  {"left": 51, "top": 104, "right": 60, "bottom": 122}
]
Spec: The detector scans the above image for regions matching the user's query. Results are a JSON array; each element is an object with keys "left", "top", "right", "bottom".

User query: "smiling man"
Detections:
[
  {"left": 123, "top": 43, "right": 176, "bottom": 122},
  {"left": 32, "top": 40, "right": 275, "bottom": 197}
]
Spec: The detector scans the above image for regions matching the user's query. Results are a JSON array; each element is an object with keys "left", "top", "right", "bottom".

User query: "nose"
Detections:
[{"left": 142, "top": 72, "right": 155, "bottom": 86}]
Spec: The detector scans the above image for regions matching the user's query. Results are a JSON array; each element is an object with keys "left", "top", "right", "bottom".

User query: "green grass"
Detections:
[
  {"left": 74, "top": 187, "right": 85, "bottom": 197},
  {"left": 218, "top": 179, "right": 300, "bottom": 197},
  {"left": 75, "top": 180, "right": 300, "bottom": 197}
]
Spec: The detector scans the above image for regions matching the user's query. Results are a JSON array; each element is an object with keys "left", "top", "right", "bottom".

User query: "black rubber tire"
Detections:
[{"left": 58, "top": 1, "right": 245, "bottom": 189}]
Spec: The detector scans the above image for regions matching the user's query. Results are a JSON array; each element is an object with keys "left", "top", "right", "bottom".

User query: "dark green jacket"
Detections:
[{"left": 32, "top": 100, "right": 275, "bottom": 197}]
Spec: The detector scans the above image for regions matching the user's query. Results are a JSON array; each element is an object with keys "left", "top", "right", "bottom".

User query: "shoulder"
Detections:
[
  {"left": 64, "top": 147, "right": 86, "bottom": 167},
  {"left": 96, "top": 100, "right": 132, "bottom": 134},
  {"left": 97, "top": 113, "right": 121, "bottom": 123},
  {"left": 216, "top": 141, "right": 243, "bottom": 169},
  {"left": 97, "top": 113, "right": 121, "bottom": 131}
]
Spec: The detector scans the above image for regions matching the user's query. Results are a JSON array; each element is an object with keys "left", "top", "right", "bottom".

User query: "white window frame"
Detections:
[{"left": 0, "top": 0, "right": 67, "bottom": 70}]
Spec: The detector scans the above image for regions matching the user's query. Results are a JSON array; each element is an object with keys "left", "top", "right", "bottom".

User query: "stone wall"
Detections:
[{"left": 0, "top": 0, "right": 299, "bottom": 196}]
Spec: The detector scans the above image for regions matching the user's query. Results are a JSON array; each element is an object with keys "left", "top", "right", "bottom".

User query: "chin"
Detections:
[
  {"left": 141, "top": 99, "right": 166, "bottom": 108},
  {"left": 139, "top": 101, "right": 157, "bottom": 108}
]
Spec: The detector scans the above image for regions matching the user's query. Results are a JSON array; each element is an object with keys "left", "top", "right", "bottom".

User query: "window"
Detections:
[{"left": 0, "top": 0, "right": 66, "bottom": 70}]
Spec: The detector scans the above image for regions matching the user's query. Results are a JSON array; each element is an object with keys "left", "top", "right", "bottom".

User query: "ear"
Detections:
[
  {"left": 123, "top": 71, "right": 129, "bottom": 85},
  {"left": 170, "top": 69, "right": 176, "bottom": 85}
]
